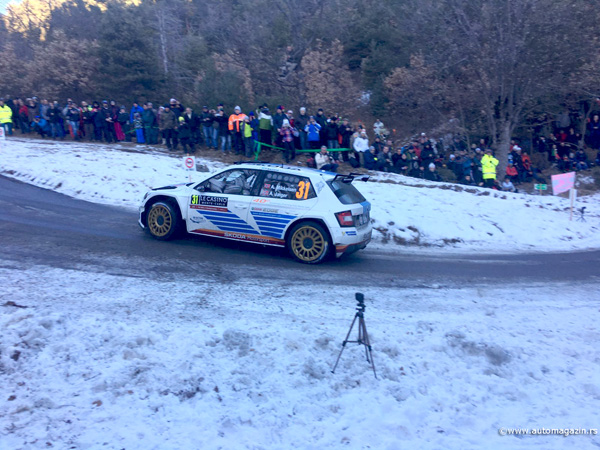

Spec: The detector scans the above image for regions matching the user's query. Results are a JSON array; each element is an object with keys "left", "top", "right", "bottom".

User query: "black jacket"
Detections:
[
  {"left": 142, "top": 109, "right": 157, "bottom": 127},
  {"left": 48, "top": 106, "right": 62, "bottom": 124},
  {"left": 326, "top": 122, "right": 339, "bottom": 140},
  {"left": 177, "top": 122, "right": 192, "bottom": 139},
  {"left": 200, "top": 111, "right": 213, "bottom": 127},
  {"left": 183, "top": 112, "right": 200, "bottom": 130},
  {"left": 214, "top": 113, "right": 229, "bottom": 133},
  {"left": 95, "top": 107, "right": 112, "bottom": 127}
]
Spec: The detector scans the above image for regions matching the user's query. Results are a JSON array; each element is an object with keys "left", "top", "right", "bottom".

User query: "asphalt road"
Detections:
[{"left": 1, "top": 175, "right": 599, "bottom": 288}]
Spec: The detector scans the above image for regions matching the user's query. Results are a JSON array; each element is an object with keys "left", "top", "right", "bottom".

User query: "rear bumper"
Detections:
[{"left": 334, "top": 229, "right": 372, "bottom": 258}]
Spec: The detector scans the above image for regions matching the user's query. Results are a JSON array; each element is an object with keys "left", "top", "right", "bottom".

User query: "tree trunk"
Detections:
[
  {"left": 496, "top": 122, "right": 512, "bottom": 178},
  {"left": 156, "top": 9, "right": 169, "bottom": 75}
]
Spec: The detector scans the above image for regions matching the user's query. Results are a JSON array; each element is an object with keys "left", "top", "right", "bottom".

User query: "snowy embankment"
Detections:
[
  {"left": 1, "top": 265, "right": 599, "bottom": 450},
  {"left": 1, "top": 137, "right": 599, "bottom": 253},
  {"left": 1, "top": 137, "right": 599, "bottom": 449}
]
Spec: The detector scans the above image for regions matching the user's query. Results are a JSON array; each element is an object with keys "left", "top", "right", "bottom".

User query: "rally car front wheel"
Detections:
[
  {"left": 146, "top": 201, "right": 179, "bottom": 240},
  {"left": 287, "top": 221, "right": 331, "bottom": 264}
]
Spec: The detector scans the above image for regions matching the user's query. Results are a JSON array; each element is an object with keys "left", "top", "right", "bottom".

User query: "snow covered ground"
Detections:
[
  {"left": 1, "top": 264, "right": 599, "bottom": 450},
  {"left": 1, "top": 137, "right": 599, "bottom": 449},
  {"left": 1, "top": 137, "right": 599, "bottom": 253}
]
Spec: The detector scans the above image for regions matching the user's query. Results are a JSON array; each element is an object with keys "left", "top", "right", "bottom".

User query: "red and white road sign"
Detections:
[{"left": 183, "top": 156, "right": 196, "bottom": 171}]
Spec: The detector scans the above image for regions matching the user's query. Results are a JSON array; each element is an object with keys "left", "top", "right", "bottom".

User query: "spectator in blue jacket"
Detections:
[
  {"left": 304, "top": 116, "right": 322, "bottom": 149},
  {"left": 130, "top": 102, "right": 144, "bottom": 123},
  {"left": 31, "top": 116, "right": 50, "bottom": 138}
]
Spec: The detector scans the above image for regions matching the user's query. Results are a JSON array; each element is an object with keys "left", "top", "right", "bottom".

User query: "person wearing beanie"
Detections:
[
  {"left": 177, "top": 115, "right": 194, "bottom": 153},
  {"left": 279, "top": 118, "right": 297, "bottom": 163},
  {"left": 30, "top": 115, "right": 50, "bottom": 138},
  {"left": 133, "top": 112, "right": 145, "bottom": 144},
  {"left": 247, "top": 110, "right": 259, "bottom": 152},
  {"left": 424, "top": 161, "right": 442, "bottom": 182},
  {"left": 228, "top": 105, "right": 247, "bottom": 154},
  {"left": 273, "top": 106, "right": 288, "bottom": 148}
]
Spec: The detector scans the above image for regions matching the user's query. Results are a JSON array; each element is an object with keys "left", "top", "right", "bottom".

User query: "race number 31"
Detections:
[{"left": 295, "top": 180, "right": 311, "bottom": 199}]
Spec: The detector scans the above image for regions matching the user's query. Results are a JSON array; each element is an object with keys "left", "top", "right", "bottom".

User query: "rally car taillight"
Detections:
[{"left": 335, "top": 210, "right": 355, "bottom": 227}]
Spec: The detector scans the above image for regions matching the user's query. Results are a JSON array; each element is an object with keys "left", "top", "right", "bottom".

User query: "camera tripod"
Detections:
[
  {"left": 577, "top": 207, "right": 586, "bottom": 222},
  {"left": 331, "top": 293, "right": 377, "bottom": 379}
]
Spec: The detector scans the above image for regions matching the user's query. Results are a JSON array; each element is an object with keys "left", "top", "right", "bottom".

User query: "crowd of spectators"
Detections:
[{"left": 1, "top": 95, "right": 599, "bottom": 192}]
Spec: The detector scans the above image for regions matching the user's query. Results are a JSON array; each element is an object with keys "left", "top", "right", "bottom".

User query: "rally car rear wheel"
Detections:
[
  {"left": 147, "top": 201, "right": 179, "bottom": 240},
  {"left": 287, "top": 221, "right": 330, "bottom": 264}
]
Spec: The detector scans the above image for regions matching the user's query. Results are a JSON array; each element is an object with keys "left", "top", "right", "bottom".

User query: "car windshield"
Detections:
[{"left": 326, "top": 180, "right": 366, "bottom": 205}]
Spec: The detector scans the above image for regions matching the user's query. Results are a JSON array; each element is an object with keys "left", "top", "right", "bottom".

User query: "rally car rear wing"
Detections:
[{"left": 333, "top": 173, "right": 370, "bottom": 183}]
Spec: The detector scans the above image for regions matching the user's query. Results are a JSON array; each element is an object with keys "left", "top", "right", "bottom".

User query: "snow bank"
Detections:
[{"left": 1, "top": 137, "right": 599, "bottom": 253}]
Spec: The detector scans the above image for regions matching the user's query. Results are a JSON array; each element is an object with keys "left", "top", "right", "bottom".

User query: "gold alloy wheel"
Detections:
[
  {"left": 147, "top": 203, "right": 173, "bottom": 238},
  {"left": 290, "top": 225, "right": 326, "bottom": 262}
]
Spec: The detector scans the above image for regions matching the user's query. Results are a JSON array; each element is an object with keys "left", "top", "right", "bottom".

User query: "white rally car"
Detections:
[{"left": 138, "top": 162, "right": 372, "bottom": 264}]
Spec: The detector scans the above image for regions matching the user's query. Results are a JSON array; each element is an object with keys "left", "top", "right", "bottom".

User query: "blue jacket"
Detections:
[
  {"left": 130, "top": 105, "right": 144, "bottom": 123},
  {"left": 31, "top": 118, "right": 50, "bottom": 132},
  {"left": 364, "top": 151, "right": 378, "bottom": 170},
  {"left": 249, "top": 117, "right": 259, "bottom": 140},
  {"left": 304, "top": 122, "right": 321, "bottom": 142}
]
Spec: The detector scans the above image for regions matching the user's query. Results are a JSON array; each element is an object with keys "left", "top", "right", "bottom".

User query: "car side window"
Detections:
[
  {"left": 258, "top": 171, "right": 316, "bottom": 200},
  {"left": 197, "top": 169, "right": 259, "bottom": 195}
]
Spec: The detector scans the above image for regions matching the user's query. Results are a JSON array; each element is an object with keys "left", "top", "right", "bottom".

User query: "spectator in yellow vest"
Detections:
[
  {"left": 0, "top": 98, "right": 13, "bottom": 136},
  {"left": 481, "top": 148, "right": 499, "bottom": 188}
]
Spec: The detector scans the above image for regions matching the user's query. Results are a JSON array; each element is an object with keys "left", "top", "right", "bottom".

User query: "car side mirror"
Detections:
[{"left": 196, "top": 184, "right": 206, "bottom": 192}]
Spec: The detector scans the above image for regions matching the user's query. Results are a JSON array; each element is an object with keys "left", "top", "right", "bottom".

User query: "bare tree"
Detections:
[{"left": 392, "top": 0, "right": 597, "bottom": 172}]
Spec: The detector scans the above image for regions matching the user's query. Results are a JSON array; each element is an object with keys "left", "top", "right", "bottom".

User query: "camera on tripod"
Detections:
[
  {"left": 331, "top": 292, "right": 377, "bottom": 378},
  {"left": 355, "top": 292, "right": 365, "bottom": 313}
]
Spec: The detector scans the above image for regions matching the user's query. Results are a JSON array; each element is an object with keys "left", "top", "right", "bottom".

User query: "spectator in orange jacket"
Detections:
[
  {"left": 228, "top": 105, "right": 247, "bottom": 154},
  {"left": 506, "top": 162, "right": 519, "bottom": 183}
]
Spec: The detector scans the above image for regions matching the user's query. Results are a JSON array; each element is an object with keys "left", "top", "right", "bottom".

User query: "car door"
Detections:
[
  {"left": 187, "top": 168, "right": 260, "bottom": 239},
  {"left": 247, "top": 170, "right": 318, "bottom": 244}
]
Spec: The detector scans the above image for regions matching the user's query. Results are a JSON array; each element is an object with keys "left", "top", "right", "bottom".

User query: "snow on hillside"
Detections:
[{"left": 1, "top": 136, "right": 599, "bottom": 254}]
